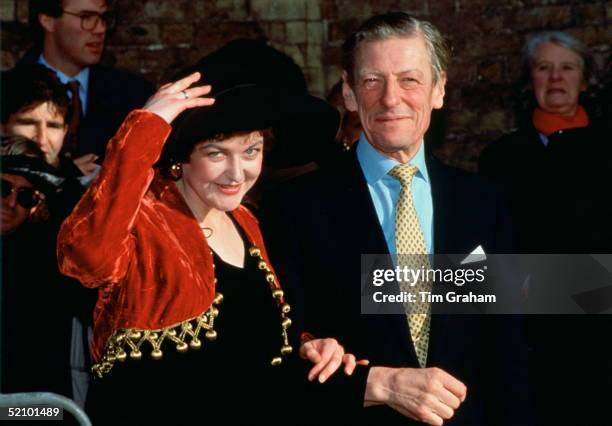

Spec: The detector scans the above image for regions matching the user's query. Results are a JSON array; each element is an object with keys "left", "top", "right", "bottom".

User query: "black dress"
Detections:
[{"left": 85, "top": 239, "right": 298, "bottom": 426}]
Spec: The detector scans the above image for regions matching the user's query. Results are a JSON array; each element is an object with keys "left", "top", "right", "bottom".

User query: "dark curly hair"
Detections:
[{"left": 1, "top": 64, "right": 70, "bottom": 124}]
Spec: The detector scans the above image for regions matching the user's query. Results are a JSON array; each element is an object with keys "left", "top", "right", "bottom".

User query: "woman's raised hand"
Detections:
[
  {"left": 300, "top": 338, "right": 370, "bottom": 383},
  {"left": 143, "top": 72, "right": 214, "bottom": 124}
]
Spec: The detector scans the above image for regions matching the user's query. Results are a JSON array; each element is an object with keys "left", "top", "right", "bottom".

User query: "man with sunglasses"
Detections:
[
  {"left": 1, "top": 172, "right": 46, "bottom": 234},
  {"left": 1, "top": 136, "right": 86, "bottom": 404},
  {"left": 16, "top": 0, "right": 153, "bottom": 161},
  {"left": 1, "top": 135, "right": 97, "bottom": 408},
  {"left": 1, "top": 136, "right": 64, "bottom": 234}
]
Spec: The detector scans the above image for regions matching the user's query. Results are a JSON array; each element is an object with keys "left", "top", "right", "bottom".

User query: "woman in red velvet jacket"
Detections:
[{"left": 57, "top": 69, "right": 362, "bottom": 424}]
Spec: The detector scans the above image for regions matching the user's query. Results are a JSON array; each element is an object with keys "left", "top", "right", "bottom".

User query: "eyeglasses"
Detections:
[
  {"left": 62, "top": 10, "right": 116, "bottom": 31},
  {"left": 1, "top": 179, "right": 43, "bottom": 209}
]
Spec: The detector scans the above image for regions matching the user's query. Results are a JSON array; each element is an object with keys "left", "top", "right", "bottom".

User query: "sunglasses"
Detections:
[{"left": 1, "top": 179, "right": 43, "bottom": 209}]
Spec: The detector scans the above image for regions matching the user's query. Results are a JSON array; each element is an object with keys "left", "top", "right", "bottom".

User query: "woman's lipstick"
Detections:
[{"left": 217, "top": 183, "right": 241, "bottom": 195}]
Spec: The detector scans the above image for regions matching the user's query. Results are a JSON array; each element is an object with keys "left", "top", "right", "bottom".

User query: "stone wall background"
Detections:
[{"left": 1, "top": 0, "right": 610, "bottom": 170}]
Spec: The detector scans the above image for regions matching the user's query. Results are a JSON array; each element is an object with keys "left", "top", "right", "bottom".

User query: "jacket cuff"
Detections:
[{"left": 103, "top": 109, "right": 172, "bottom": 166}]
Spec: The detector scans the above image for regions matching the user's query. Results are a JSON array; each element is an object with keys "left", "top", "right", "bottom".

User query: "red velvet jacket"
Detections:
[{"left": 58, "top": 111, "right": 287, "bottom": 375}]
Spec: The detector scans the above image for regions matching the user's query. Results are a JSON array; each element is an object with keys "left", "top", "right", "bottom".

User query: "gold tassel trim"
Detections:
[
  {"left": 92, "top": 293, "right": 224, "bottom": 378},
  {"left": 92, "top": 245, "right": 292, "bottom": 377},
  {"left": 248, "top": 246, "right": 293, "bottom": 366}
]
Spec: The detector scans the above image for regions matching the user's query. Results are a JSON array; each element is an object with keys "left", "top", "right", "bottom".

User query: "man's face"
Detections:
[
  {"left": 4, "top": 102, "right": 67, "bottom": 167},
  {"left": 41, "top": 0, "right": 108, "bottom": 75},
  {"left": 343, "top": 35, "right": 446, "bottom": 162}
]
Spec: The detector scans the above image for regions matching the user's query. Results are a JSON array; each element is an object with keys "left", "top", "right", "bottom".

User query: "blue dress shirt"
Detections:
[
  {"left": 38, "top": 54, "right": 90, "bottom": 115},
  {"left": 357, "top": 134, "right": 434, "bottom": 254}
]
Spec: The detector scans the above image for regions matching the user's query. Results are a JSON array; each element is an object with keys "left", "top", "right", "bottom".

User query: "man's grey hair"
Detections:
[
  {"left": 521, "top": 31, "right": 594, "bottom": 87},
  {"left": 342, "top": 12, "right": 450, "bottom": 85}
]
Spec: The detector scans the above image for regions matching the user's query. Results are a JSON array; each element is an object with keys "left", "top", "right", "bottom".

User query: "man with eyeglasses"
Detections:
[{"left": 16, "top": 0, "right": 153, "bottom": 161}]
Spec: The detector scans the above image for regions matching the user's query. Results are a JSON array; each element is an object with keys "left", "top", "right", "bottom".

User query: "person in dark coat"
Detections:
[
  {"left": 19, "top": 0, "right": 153, "bottom": 164},
  {"left": 479, "top": 31, "right": 612, "bottom": 426},
  {"left": 1, "top": 137, "right": 76, "bottom": 398},
  {"left": 479, "top": 32, "right": 612, "bottom": 253},
  {"left": 261, "top": 12, "right": 530, "bottom": 426},
  {"left": 479, "top": 31, "right": 611, "bottom": 253}
]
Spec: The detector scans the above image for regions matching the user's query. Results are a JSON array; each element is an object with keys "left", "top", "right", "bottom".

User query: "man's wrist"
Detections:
[{"left": 364, "top": 366, "right": 390, "bottom": 407}]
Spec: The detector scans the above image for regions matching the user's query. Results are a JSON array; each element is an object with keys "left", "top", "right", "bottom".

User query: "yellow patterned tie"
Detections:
[{"left": 389, "top": 163, "right": 431, "bottom": 367}]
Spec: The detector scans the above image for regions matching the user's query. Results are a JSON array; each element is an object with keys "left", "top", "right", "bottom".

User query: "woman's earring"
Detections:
[
  {"left": 169, "top": 162, "right": 183, "bottom": 180},
  {"left": 342, "top": 138, "right": 351, "bottom": 151}
]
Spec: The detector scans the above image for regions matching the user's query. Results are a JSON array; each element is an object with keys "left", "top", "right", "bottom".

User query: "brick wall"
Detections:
[{"left": 1, "top": 0, "right": 610, "bottom": 169}]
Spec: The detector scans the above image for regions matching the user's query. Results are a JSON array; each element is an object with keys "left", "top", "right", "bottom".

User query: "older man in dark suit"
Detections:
[
  {"left": 261, "top": 12, "right": 530, "bottom": 426},
  {"left": 18, "top": 0, "right": 153, "bottom": 169}
]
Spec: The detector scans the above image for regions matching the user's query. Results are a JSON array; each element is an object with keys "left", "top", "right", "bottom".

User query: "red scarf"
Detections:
[{"left": 532, "top": 105, "right": 589, "bottom": 136}]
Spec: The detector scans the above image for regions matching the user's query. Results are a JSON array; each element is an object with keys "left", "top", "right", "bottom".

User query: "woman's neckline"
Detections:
[{"left": 211, "top": 247, "right": 245, "bottom": 270}]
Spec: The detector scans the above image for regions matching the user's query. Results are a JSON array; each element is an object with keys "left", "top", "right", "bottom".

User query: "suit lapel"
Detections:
[
  {"left": 428, "top": 155, "right": 454, "bottom": 254},
  {"left": 426, "top": 155, "right": 452, "bottom": 366},
  {"left": 85, "top": 66, "right": 104, "bottom": 119},
  {"left": 337, "top": 149, "right": 418, "bottom": 363},
  {"left": 84, "top": 66, "right": 121, "bottom": 121},
  {"left": 339, "top": 150, "right": 388, "bottom": 254}
]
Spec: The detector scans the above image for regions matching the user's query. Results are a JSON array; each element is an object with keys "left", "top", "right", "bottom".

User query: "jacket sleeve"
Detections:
[{"left": 57, "top": 110, "right": 171, "bottom": 288}]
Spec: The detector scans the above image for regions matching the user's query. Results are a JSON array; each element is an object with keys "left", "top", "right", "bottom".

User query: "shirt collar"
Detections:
[
  {"left": 38, "top": 54, "right": 90, "bottom": 94},
  {"left": 357, "top": 132, "right": 430, "bottom": 185}
]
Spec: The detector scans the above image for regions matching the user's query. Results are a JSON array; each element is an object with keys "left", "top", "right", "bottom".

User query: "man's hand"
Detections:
[
  {"left": 73, "top": 153, "right": 99, "bottom": 175},
  {"left": 300, "top": 338, "right": 370, "bottom": 383},
  {"left": 364, "top": 366, "right": 467, "bottom": 426}
]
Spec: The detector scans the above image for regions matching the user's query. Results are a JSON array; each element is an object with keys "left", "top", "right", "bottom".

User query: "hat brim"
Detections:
[
  {"left": 170, "top": 84, "right": 282, "bottom": 149},
  {"left": 1, "top": 155, "right": 65, "bottom": 195}
]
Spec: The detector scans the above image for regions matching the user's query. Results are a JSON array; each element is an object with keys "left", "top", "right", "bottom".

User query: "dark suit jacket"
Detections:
[
  {"left": 17, "top": 49, "right": 154, "bottom": 160},
  {"left": 479, "top": 120, "right": 612, "bottom": 253},
  {"left": 260, "top": 147, "right": 531, "bottom": 425},
  {"left": 479, "top": 121, "right": 612, "bottom": 425}
]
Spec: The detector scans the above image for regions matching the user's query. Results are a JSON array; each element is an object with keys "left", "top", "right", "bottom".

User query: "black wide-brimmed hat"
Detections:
[
  {"left": 1, "top": 154, "right": 65, "bottom": 196},
  {"left": 161, "top": 39, "right": 340, "bottom": 167}
]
